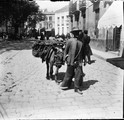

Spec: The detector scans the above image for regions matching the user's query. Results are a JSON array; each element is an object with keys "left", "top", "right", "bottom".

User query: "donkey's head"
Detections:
[{"left": 54, "top": 45, "right": 65, "bottom": 68}]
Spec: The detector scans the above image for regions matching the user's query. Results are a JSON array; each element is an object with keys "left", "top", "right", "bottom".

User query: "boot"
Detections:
[
  {"left": 74, "top": 88, "right": 83, "bottom": 95},
  {"left": 88, "top": 56, "right": 91, "bottom": 64}
]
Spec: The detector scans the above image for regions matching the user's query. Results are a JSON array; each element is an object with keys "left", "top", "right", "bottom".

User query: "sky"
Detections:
[{"left": 35, "top": 0, "right": 69, "bottom": 12}]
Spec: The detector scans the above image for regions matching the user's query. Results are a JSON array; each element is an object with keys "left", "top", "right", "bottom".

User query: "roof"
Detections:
[
  {"left": 55, "top": 5, "right": 69, "bottom": 13},
  {"left": 43, "top": 11, "right": 55, "bottom": 15}
]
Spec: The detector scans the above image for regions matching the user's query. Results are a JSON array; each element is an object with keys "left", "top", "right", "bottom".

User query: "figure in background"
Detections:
[
  {"left": 83, "top": 30, "right": 93, "bottom": 64},
  {"left": 66, "top": 33, "right": 71, "bottom": 40},
  {"left": 40, "top": 32, "right": 45, "bottom": 40}
]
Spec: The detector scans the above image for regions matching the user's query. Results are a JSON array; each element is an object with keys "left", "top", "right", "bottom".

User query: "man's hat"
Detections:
[{"left": 70, "top": 28, "right": 82, "bottom": 38}]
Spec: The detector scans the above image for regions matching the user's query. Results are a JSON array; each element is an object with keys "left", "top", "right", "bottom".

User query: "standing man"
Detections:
[
  {"left": 40, "top": 31, "right": 45, "bottom": 40},
  {"left": 60, "top": 31, "right": 84, "bottom": 94},
  {"left": 83, "top": 30, "right": 93, "bottom": 64}
]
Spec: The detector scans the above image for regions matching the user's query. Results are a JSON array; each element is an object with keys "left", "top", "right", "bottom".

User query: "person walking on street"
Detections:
[
  {"left": 60, "top": 32, "right": 84, "bottom": 94},
  {"left": 83, "top": 30, "right": 93, "bottom": 64}
]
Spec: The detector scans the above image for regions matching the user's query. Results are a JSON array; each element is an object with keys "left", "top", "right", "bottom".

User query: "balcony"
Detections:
[
  {"left": 69, "top": 1, "right": 77, "bottom": 15},
  {"left": 79, "top": 0, "right": 86, "bottom": 11}
]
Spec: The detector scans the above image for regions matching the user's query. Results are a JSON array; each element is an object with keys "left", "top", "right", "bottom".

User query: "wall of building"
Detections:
[
  {"left": 55, "top": 11, "right": 69, "bottom": 35},
  {"left": 44, "top": 14, "right": 55, "bottom": 30},
  {"left": 85, "top": 1, "right": 115, "bottom": 51},
  {"left": 120, "top": 17, "right": 124, "bottom": 56},
  {"left": 85, "top": 1, "right": 95, "bottom": 39},
  {"left": 98, "top": 1, "right": 113, "bottom": 41}
]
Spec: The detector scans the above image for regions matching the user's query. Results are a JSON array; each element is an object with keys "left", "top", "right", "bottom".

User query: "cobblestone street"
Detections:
[{"left": 0, "top": 40, "right": 123, "bottom": 119}]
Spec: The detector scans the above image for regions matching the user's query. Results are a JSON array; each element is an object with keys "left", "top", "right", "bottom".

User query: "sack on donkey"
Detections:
[{"left": 32, "top": 41, "right": 43, "bottom": 57}]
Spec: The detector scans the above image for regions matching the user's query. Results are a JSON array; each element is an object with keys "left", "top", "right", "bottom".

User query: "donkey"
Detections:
[
  {"left": 32, "top": 40, "right": 65, "bottom": 84},
  {"left": 45, "top": 43, "right": 65, "bottom": 84}
]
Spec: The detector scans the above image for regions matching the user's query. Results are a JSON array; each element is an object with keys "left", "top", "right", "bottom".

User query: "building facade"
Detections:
[
  {"left": 36, "top": 10, "right": 55, "bottom": 33},
  {"left": 55, "top": 5, "right": 69, "bottom": 36},
  {"left": 69, "top": 0, "right": 124, "bottom": 55},
  {"left": 43, "top": 11, "right": 55, "bottom": 31}
]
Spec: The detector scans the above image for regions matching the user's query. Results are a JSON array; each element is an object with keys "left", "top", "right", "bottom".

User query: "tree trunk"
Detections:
[
  {"left": 5, "top": 19, "right": 8, "bottom": 34},
  {"left": 14, "top": 24, "right": 19, "bottom": 39}
]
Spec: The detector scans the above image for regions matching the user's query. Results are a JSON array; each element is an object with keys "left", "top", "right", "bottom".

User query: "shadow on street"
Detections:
[
  {"left": 0, "top": 39, "right": 35, "bottom": 54},
  {"left": 55, "top": 71, "right": 98, "bottom": 91},
  {"left": 81, "top": 80, "right": 98, "bottom": 91},
  {"left": 69, "top": 79, "right": 98, "bottom": 91},
  {"left": 60, "top": 79, "right": 98, "bottom": 91}
]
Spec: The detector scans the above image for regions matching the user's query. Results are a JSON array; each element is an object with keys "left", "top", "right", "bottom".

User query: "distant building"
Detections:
[
  {"left": 55, "top": 5, "right": 69, "bottom": 36},
  {"left": 36, "top": 9, "right": 55, "bottom": 34},
  {"left": 43, "top": 11, "right": 55, "bottom": 31}
]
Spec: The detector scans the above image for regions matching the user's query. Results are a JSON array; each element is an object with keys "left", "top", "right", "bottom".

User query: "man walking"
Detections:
[
  {"left": 83, "top": 30, "right": 93, "bottom": 64},
  {"left": 60, "top": 31, "right": 84, "bottom": 94}
]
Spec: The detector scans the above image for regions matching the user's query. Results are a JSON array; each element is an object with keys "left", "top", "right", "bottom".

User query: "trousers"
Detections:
[{"left": 61, "top": 64, "right": 83, "bottom": 89}]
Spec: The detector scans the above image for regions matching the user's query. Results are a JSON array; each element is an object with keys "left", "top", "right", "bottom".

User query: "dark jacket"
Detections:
[
  {"left": 64, "top": 38, "right": 83, "bottom": 66},
  {"left": 40, "top": 32, "right": 45, "bottom": 40},
  {"left": 84, "top": 34, "right": 93, "bottom": 56}
]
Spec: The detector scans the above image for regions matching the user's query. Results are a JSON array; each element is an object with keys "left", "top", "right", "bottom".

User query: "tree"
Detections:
[
  {"left": 26, "top": 9, "right": 46, "bottom": 37},
  {"left": 12, "top": 0, "right": 39, "bottom": 38},
  {"left": 27, "top": 10, "right": 45, "bottom": 29},
  {"left": 0, "top": 0, "right": 39, "bottom": 39}
]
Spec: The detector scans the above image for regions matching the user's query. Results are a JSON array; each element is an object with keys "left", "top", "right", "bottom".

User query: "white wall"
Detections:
[{"left": 55, "top": 11, "right": 69, "bottom": 35}]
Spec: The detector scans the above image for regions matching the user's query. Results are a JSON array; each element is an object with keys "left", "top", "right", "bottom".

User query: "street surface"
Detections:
[{"left": 0, "top": 40, "right": 123, "bottom": 119}]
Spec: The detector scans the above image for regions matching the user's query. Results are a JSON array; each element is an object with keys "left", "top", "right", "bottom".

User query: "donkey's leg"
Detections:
[
  {"left": 50, "top": 62, "right": 54, "bottom": 80},
  {"left": 49, "top": 52, "right": 55, "bottom": 80},
  {"left": 55, "top": 67, "right": 59, "bottom": 84},
  {"left": 46, "top": 61, "right": 50, "bottom": 80}
]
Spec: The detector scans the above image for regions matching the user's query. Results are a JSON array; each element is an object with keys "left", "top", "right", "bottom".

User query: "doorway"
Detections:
[{"left": 113, "top": 26, "right": 121, "bottom": 51}]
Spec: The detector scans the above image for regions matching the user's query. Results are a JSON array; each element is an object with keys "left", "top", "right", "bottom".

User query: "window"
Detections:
[
  {"left": 62, "top": 27, "right": 64, "bottom": 34},
  {"left": 67, "top": 27, "right": 69, "bottom": 33},
  {"left": 62, "top": 16, "right": 64, "bottom": 26},
  {"left": 45, "top": 22, "right": 48, "bottom": 29},
  {"left": 45, "top": 16, "right": 48, "bottom": 21},
  {"left": 49, "top": 23, "right": 53, "bottom": 28},
  {"left": 66, "top": 15, "right": 69, "bottom": 25},
  {"left": 58, "top": 27, "right": 60, "bottom": 34},
  {"left": 57, "top": 17, "right": 60, "bottom": 26},
  {"left": 49, "top": 16, "right": 52, "bottom": 21}
]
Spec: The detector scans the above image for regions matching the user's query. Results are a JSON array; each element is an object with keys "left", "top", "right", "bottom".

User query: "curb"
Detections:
[
  {"left": 93, "top": 52, "right": 124, "bottom": 70},
  {"left": 93, "top": 53, "right": 107, "bottom": 61}
]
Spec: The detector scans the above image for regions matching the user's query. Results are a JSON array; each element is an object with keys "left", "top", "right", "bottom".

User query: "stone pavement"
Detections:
[{"left": 0, "top": 47, "right": 123, "bottom": 119}]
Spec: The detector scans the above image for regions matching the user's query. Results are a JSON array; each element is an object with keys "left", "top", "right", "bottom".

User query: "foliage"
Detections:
[
  {"left": 27, "top": 10, "right": 46, "bottom": 29},
  {"left": 0, "top": 0, "right": 39, "bottom": 38}
]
